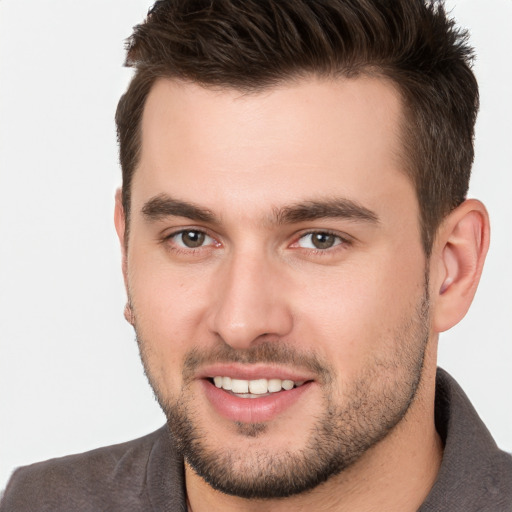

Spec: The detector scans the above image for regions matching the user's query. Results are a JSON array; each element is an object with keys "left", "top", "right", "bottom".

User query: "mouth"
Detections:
[
  {"left": 209, "top": 376, "right": 308, "bottom": 398},
  {"left": 200, "top": 370, "right": 315, "bottom": 423}
]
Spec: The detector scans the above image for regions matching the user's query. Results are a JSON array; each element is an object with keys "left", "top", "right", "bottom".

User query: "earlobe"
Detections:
[
  {"left": 124, "top": 302, "right": 134, "bottom": 325},
  {"left": 431, "top": 199, "right": 490, "bottom": 333}
]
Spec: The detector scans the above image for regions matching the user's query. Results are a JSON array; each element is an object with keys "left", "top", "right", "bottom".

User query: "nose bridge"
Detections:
[{"left": 209, "top": 247, "right": 293, "bottom": 348}]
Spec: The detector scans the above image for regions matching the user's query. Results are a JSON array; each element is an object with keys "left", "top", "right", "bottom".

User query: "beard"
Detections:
[{"left": 133, "top": 289, "right": 430, "bottom": 500}]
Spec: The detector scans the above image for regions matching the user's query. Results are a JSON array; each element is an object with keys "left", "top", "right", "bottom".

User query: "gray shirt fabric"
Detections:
[{"left": 2, "top": 368, "right": 511, "bottom": 511}]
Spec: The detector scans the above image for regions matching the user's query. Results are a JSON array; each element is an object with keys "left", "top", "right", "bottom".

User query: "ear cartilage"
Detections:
[{"left": 440, "top": 277, "right": 454, "bottom": 294}]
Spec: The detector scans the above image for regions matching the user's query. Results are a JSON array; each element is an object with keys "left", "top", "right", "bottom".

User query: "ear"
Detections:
[
  {"left": 114, "top": 191, "right": 136, "bottom": 326},
  {"left": 430, "top": 199, "right": 490, "bottom": 333},
  {"left": 114, "top": 188, "right": 128, "bottom": 284}
]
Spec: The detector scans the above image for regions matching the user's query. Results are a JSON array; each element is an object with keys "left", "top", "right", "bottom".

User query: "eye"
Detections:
[
  {"left": 169, "top": 230, "right": 215, "bottom": 249},
  {"left": 296, "top": 232, "right": 343, "bottom": 250}
]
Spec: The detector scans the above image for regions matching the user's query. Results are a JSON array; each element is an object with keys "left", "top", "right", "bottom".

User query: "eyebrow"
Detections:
[
  {"left": 141, "top": 194, "right": 379, "bottom": 225},
  {"left": 142, "top": 194, "right": 215, "bottom": 223},
  {"left": 275, "top": 199, "right": 379, "bottom": 225}
]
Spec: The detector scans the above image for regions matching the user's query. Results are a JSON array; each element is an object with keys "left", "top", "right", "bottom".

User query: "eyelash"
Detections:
[
  {"left": 161, "top": 229, "right": 352, "bottom": 255},
  {"left": 299, "top": 229, "right": 350, "bottom": 247},
  {"left": 161, "top": 229, "right": 219, "bottom": 255}
]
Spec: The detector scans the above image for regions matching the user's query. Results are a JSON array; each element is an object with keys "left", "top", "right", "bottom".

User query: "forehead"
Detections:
[{"left": 134, "top": 76, "right": 414, "bottom": 221}]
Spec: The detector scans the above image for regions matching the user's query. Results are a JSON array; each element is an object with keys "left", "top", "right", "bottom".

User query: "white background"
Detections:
[{"left": 0, "top": 0, "right": 511, "bottom": 491}]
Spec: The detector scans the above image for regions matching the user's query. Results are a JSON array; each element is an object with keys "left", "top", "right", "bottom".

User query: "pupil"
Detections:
[
  {"left": 182, "top": 231, "right": 205, "bottom": 248},
  {"left": 312, "top": 233, "right": 334, "bottom": 249}
]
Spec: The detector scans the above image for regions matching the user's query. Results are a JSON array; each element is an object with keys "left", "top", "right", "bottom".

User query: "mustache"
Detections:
[{"left": 181, "top": 342, "right": 333, "bottom": 385}]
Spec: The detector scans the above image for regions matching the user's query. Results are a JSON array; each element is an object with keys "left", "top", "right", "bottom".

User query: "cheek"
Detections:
[
  {"left": 292, "top": 251, "right": 425, "bottom": 376},
  {"left": 127, "top": 254, "right": 213, "bottom": 386},
  {"left": 130, "top": 242, "right": 210, "bottom": 320}
]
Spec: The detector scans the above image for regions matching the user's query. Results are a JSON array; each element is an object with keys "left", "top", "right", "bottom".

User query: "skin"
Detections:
[{"left": 115, "top": 76, "right": 489, "bottom": 511}]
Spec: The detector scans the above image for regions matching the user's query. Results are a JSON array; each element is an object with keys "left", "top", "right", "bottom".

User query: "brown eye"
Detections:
[
  {"left": 311, "top": 233, "right": 336, "bottom": 249},
  {"left": 297, "top": 232, "right": 342, "bottom": 250},
  {"left": 174, "top": 230, "right": 209, "bottom": 248}
]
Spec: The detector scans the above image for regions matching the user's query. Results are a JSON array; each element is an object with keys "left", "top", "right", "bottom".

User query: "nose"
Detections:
[{"left": 207, "top": 251, "right": 294, "bottom": 349}]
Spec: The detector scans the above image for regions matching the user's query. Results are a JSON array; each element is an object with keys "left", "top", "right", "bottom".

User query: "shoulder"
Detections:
[
  {"left": 485, "top": 448, "right": 512, "bottom": 499},
  {"left": 421, "top": 369, "right": 512, "bottom": 511},
  {"left": 0, "top": 427, "right": 177, "bottom": 512}
]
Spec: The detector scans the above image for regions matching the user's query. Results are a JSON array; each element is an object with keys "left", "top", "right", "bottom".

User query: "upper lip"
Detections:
[{"left": 196, "top": 363, "right": 317, "bottom": 382}]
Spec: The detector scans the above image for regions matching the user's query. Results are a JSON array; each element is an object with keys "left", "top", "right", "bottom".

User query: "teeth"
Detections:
[
  {"left": 249, "top": 379, "right": 268, "bottom": 395},
  {"left": 268, "top": 378, "right": 282, "bottom": 393},
  {"left": 212, "top": 377, "right": 306, "bottom": 395},
  {"left": 222, "top": 376, "right": 232, "bottom": 390},
  {"left": 231, "top": 379, "right": 249, "bottom": 393},
  {"left": 282, "top": 379, "right": 294, "bottom": 391}
]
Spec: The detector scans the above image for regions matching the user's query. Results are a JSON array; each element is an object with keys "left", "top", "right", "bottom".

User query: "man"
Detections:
[{"left": 2, "top": 0, "right": 511, "bottom": 510}]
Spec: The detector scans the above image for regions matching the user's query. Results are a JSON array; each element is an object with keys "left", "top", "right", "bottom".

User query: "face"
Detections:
[{"left": 118, "top": 76, "right": 431, "bottom": 498}]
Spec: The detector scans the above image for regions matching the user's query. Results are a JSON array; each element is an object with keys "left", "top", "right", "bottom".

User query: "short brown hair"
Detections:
[{"left": 115, "top": 0, "right": 478, "bottom": 254}]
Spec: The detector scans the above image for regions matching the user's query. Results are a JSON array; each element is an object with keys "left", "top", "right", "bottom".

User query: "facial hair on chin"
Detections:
[{"left": 133, "top": 291, "right": 430, "bottom": 500}]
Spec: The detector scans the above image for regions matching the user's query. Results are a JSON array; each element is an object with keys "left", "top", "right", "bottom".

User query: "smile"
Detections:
[
  {"left": 212, "top": 376, "right": 307, "bottom": 397},
  {"left": 202, "top": 375, "right": 314, "bottom": 423}
]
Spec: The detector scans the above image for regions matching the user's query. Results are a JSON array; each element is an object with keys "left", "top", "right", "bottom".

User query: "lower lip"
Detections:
[{"left": 201, "top": 379, "right": 313, "bottom": 423}]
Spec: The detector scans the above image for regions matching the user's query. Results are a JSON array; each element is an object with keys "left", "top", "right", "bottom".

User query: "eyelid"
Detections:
[
  {"left": 159, "top": 226, "right": 352, "bottom": 254},
  {"left": 161, "top": 227, "right": 221, "bottom": 249},
  {"left": 290, "top": 229, "right": 353, "bottom": 251}
]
